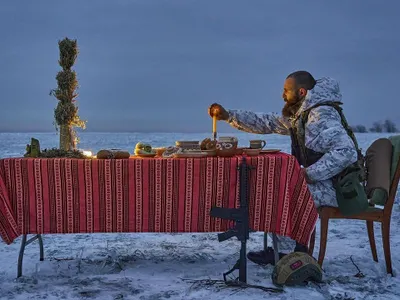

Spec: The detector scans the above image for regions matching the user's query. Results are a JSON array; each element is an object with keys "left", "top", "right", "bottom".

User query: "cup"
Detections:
[
  {"left": 249, "top": 140, "right": 266, "bottom": 149},
  {"left": 219, "top": 136, "right": 238, "bottom": 143},
  {"left": 154, "top": 147, "right": 166, "bottom": 157},
  {"left": 218, "top": 136, "right": 238, "bottom": 149}
]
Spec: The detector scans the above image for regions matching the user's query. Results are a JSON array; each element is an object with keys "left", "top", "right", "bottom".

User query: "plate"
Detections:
[
  {"left": 133, "top": 153, "right": 157, "bottom": 158},
  {"left": 216, "top": 149, "right": 237, "bottom": 157},
  {"left": 202, "top": 149, "right": 217, "bottom": 157},
  {"left": 260, "top": 149, "right": 281, "bottom": 154},
  {"left": 173, "top": 152, "right": 208, "bottom": 158}
]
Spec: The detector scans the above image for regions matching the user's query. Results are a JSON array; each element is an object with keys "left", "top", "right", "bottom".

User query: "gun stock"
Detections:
[{"left": 217, "top": 230, "right": 237, "bottom": 242}]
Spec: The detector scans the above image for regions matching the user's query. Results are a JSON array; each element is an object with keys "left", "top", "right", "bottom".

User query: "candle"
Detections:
[{"left": 213, "top": 114, "right": 217, "bottom": 140}]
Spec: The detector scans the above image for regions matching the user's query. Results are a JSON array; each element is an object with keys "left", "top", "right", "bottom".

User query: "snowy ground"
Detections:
[{"left": 1, "top": 199, "right": 400, "bottom": 300}]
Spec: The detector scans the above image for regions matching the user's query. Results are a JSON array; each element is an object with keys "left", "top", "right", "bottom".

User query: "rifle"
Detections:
[{"left": 210, "top": 156, "right": 253, "bottom": 283}]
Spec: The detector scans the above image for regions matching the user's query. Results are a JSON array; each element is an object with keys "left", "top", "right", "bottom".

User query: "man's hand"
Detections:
[{"left": 208, "top": 103, "right": 229, "bottom": 121}]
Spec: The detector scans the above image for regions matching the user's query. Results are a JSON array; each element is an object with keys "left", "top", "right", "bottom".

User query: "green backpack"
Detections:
[{"left": 299, "top": 102, "right": 368, "bottom": 216}]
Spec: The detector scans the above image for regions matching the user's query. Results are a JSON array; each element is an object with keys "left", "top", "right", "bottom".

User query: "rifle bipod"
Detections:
[{"left": 210, "top": 156, "right": 254, "bottom": 283}]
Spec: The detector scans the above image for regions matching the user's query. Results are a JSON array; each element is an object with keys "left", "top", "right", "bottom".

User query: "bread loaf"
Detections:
[{"left": 96, "top": 149, "right": 130, "bottom": 159}]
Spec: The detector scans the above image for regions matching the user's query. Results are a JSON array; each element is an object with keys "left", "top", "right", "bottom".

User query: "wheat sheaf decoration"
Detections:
[{"left": 50, "top": 37, "right": 86, "bottom": 151}]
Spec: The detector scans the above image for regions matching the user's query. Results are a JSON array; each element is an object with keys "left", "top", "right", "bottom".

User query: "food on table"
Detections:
[
  {"left": 175, "top": 141, "right": 201, "bottom": 151},
  {"left": 97, "top": 149, "right": 130, "bottom": 159},
  {"left": 128, "top": 136, "right": 244, "bottom": 159},
  {"left": 175, "top": 140, "right": 207, "bottom": 156},
  {"left": 200, "top": 138, "right": 217, "bottom": 150},
  {"left": 215, "top": 136, "right": 238, "bottom": 157},
  {"left": 218, "top": 136, "right": 238, "bottom": 149},
  {"left": 154, "top": 147, "right": 166, "bottom": 157},
  {"left": 162, "top": 146, "right": 180, "bottom": 158},
  {"left": 216, "top": 142, "right": 234, "bottom": 150},
  {"left": 134, "top": 142, "right": 156, "bottom": 156}
]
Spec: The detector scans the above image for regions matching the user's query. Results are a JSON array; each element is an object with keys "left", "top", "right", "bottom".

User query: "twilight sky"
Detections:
[{"left": 0, "top": 0, "right": 399, "bottom": 132}]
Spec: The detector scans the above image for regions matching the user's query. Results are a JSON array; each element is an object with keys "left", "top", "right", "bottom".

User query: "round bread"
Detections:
[
  {"left": 96, "top": 150, "right": 130, "bottom": 159},
  {"left": 201, "top": 138, "right": 211, "bottom": 150},
  {"left": 206, "top": 140, "right": 217, "bottom": 150},
  {"left": 200, "top": 138, "right": 217, "bottom": 150},
  {"left": 271, "top": 252, "right": 323, "bottom": 286},
  {"left": 96, "top": 150, "right": 114, "bottom": 159},
  {"left": 113, "top": 151, "right": 130, "bottom": 159}
]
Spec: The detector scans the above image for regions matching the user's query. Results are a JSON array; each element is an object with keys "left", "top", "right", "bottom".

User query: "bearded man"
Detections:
[{"left": 208, "top": 70, "right": 360, "bottom": 265}]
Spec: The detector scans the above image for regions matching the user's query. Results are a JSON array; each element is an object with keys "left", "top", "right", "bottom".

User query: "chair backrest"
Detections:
[
  {"left": 365, "top": 138, "right": 393, "bottom": 205},
  {"left": 384, "top": 154, "right": 400, "bottom": 217}
]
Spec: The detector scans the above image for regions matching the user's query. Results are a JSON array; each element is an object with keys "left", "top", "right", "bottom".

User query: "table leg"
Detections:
[
  {"left": 18, "top": 235, "right": 27, "bottom": 278},
  {"left": 17, "top": 234, "right": 44, "bottom": 278}
]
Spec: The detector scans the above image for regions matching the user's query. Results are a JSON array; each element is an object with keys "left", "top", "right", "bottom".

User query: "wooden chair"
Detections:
[{"left": 308, "top": 156, "right": 400, "bottom": 275}]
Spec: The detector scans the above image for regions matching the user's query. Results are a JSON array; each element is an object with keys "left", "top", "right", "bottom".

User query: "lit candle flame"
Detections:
[{"left": 82, "top": 150, "right": 92, "bottom": 157}]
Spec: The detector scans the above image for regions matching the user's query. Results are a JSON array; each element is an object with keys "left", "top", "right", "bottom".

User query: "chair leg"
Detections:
[
  {"left": 366, "top": 221, "right": 378, "bottom": 262},
  {"left": 38, "top": 234, "right": 44, "bottom": 261},
  {"left": 263, "top": 232, "right": 268, "bottom": 251},
  {"left": 381, "top": 219, "right": 393, "bottom": 275},
  {"left": 318, "top": 214, "right": 329, "bottom": 266},
  {"left": 308, "top": 228, "right": 316, "bottom": 256}
]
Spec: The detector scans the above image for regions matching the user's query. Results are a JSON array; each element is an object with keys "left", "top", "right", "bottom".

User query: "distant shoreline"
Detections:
[{"left": 0, "top": 131, "right": 397, "bottom": 134}]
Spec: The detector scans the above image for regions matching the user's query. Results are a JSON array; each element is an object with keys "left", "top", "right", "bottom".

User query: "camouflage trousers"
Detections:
[{"left": 267, "top": 180, "right": 338, "bottom": 251}]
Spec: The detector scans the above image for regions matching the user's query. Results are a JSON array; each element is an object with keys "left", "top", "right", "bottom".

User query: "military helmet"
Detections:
[{"left": 271, "top": 252, "right": 323, "bottom": 286}]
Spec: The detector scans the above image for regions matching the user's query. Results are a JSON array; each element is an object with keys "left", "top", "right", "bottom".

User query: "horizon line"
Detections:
[
  {"left": 0, "top": 130, "right": 389, "bottom": 134},
  {"left": 0, "top": 130, "right": 239, "bottom": 134}
]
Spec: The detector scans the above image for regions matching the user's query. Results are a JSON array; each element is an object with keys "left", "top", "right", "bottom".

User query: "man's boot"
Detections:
[
  {"left": 294, "top": 242, "right": 308, "bottom": 253},
  {"left": 247, "top": 247, "right": 287, "bottom": 266},
  {"left": 247, "top": 242, "right": 308, "bottom": 266}
]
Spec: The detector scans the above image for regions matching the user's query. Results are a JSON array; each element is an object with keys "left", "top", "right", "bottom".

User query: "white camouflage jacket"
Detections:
[{"left": 226, "top": 77, "right": 358, "bottom": 207}]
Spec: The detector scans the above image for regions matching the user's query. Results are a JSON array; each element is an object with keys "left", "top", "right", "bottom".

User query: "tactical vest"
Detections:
[{"left": 289, "top": 102, "right": 366, "bottom": 182}]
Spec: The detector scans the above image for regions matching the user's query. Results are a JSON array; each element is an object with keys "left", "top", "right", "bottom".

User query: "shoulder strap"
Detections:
[
  {"left": 301, "top": 102, "right": 366, "bottom": 181},
  {"left": 301, "top": 102, "right": 361, "bottom": 154}
]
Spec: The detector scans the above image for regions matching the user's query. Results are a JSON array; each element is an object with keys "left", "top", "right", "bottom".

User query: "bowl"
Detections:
[{"left": 219, "top": 136, "right": 238, "bottom": 143}]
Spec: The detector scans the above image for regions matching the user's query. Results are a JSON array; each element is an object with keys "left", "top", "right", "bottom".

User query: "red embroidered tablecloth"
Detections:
[{"left": 0, "top": 153, "right": 317, "bottom": 246}]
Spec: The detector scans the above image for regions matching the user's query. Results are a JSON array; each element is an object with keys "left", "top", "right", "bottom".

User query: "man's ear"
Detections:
[{"left": 299, "top": 87, "right": 307, "bottom": 97}]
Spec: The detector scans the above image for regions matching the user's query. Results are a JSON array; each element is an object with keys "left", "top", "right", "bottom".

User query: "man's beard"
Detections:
[{"left": 282, "top": 97, "right": 304, "bottom": 117}]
